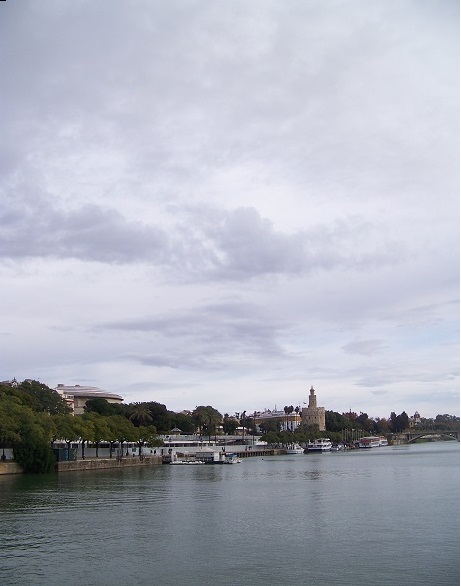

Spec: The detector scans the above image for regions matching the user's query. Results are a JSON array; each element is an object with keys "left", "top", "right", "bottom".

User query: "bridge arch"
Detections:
[{"left": 406, "top": 431, "right": 459, "bottom": 443}]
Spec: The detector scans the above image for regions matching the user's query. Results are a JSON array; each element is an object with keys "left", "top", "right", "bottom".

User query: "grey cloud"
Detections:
[
  {"left": 1, "top": 166, "right": 402, "bottom": 277},
  {"left": 98, "top": 300, "right": 292, "bottom": 368},
  {"left": 342, "top": 340, "right": 386, "bottom": 356},
  {"left": 0, "top": 187, "right": 168, "bottom": 264}
]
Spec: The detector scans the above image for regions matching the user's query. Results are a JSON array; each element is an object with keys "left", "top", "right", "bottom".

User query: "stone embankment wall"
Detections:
[
  {"left": 0, "top": 456, "right": 162, "bottom": 475},
  {"left": 0, "top": 461, "right": 23, "bottom": 475},
  {"left": 56, "top": 456, "right": 162, "bottom": 472}
]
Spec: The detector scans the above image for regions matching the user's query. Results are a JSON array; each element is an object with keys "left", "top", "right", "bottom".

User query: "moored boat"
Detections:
[
  {"left": 306, "top": 438, "right": 333, "bottom": 452},
  {"left": 170, "top": 460, "right": 205, "bottom": 465},
  {"left": 330, "top": 443, "right": 345, "bottom": 452},
  {"left": 286, "top": 443, "right": 304, "bottom": 455},
  {"left": 357, "top": 436, "right": 381, "bottom": 448},
  {"left": 223, "top": 454, "right": 242, "bottom": 464}
]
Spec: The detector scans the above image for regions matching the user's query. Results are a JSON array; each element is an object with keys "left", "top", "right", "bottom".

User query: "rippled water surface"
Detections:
[{"left": 0, "top": 442, "right": 458, "bottom": 586}]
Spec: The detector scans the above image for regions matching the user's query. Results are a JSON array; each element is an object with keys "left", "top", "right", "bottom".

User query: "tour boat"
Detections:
[
  {"left": 285, "top": 443, "right": 304, "bottom": 455},
  {"left": 306, "top": 438, "right": 333, "bottom": 452},
  {"left": 357, "top": 436, "right": 381, "bottom": 448}
]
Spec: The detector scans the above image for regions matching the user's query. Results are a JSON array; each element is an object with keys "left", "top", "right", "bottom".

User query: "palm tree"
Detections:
[
  {"left": 129, "top": 403, "right": 153, "bottom": 427},
  {"left": 284, "top": 406, "right": 289, "bottom": 432}
]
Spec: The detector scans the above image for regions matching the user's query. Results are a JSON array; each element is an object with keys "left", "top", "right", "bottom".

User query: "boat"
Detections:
[
  {"left": 330, "top": 443, "right": 345, "bottom": 452},
  {"left": 379, "top": 437, "right": 389, "bottom": 447},
  {"left": 286, "top": 443, "right": 304, "bottom": 455},
  {"left": 357, "top": 436, "right": 381, "bottom": 449},
  {"left": 306, "top": 438, "right": 332, "bottom": 452},
  {"left": 170, "top": 460, "right": 205, "bottom": 465},
  {"left": 223, "top": 453, "right": 241, "bottom": 464}
]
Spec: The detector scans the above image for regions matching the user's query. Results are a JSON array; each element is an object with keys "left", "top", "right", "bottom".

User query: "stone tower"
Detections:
[{"left": 301, "top": 386, "right": 326, "bottom": 431}]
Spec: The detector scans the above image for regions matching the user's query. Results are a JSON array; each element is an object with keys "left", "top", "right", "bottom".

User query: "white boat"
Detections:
[
  {"left": 286, "top": 443, "right": 304, "bottom": 455},
  {"left": 170, "top": 460, "right": 205, "bottom": 465},
  {"left": 307, "top": 438, "right": 332, "bottom": 452},
  {"left": 330, "top": 444, "right": 344, "bottom": 452},
  {"left": 357, "top": 436, "right": 381, "bottom": 449},
  {"left": 379, "top": 437, "right": 389, "bottom": 447},
  {"left": 223, "top": 454, "right": 242, "bottom": 464}
]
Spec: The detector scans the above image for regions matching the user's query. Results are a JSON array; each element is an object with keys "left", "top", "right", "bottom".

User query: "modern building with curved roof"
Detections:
[{"left": 55, "top": 384, "right": 123, "bottom": 415}]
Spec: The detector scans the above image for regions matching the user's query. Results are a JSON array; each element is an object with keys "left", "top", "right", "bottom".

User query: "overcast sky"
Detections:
[{"left": 1, "top": 0, "right": 459, "bottom": 419}]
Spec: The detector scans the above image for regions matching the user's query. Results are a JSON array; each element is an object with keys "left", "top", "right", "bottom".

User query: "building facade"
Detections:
[
  {"left": 301, "top": 386, "right": 326, "bottom": 431},
  {"left": 252, "top": 409, "right": 302, "bottom": 433},
  {"left": 55, "top": 384, "right": 123, "bottom": 415}
]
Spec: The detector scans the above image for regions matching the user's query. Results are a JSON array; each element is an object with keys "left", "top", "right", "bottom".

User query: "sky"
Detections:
[{"left": 1, "top": 0, "right": 459, "bottom": 419}]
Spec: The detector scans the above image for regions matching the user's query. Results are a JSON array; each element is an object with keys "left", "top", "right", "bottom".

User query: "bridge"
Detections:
[{"left": 401, "top": 430, "right": 460, "bottom": 443}]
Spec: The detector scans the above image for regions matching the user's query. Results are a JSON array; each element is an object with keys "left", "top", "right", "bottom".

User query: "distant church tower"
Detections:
[{"left": 301, "top": 386, "right": 326, "bottom": 431}]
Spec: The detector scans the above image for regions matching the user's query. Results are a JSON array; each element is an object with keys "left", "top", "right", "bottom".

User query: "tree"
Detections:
[
  {"left": 82, "top": 412, "right": 111, "bottom": 458},
  {"left": 52, "top": 414, "right": 80, "bottom": 460},
  {"left": 259, "top": 418, "right": 282, "bottom": 434},
  {"left": 73, "top": 417, "right": 95, "bottom": 460},
  {"left": 143, "top": 402, "right": 172, "bottom": 433},
  {"left": 192, "top": 406, "right": 222, "bottom": 440},
  {"left": 105, "top": 415, "right": 137, "bottom": 457},
  {"left": 222, "top": 413, "right": 239, "bottom": 435},
  {"left": 135, "top": 425, "right": 161, "bottom": 456},
  {"left": 1, "top": 395, "right": 59, "bottom": 473},
  {"left": 262, "top": 431, "right": 282, "bottom": 446},
  {"left": 294, "top": 423, "right": 321, "bottom": 442},
  {"left": 170, "top": 412, "right": 195, "bottom": 434},
  {"left": 13, "top": 434, "right": 56, "bottom": 473},
  {"left": 84, "top": 397, "right": 115, "bottom": 416},
  {"left": 390, "top": 411, "right": 410, "bottom": 433},
  {"left": 17, "top": 379, "right": 71, "bottom": 415},
  {"left": 325, "top": 411, "right": 353, "bottom": 433},
  {"left": 0, "top": 395, "right": 23, "bottom": 457},
  {"left": 128, "top": 403, "right": 153, "bottom": 427}
]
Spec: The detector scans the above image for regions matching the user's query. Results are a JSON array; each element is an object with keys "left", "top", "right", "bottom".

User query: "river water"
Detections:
[{"left": 0, "top": 442, "right": 458, "bottom": 586}]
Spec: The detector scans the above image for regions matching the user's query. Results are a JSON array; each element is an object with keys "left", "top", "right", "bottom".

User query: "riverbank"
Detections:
[{"left": 0, "top": 455, "right": 163, "bottom": 475}]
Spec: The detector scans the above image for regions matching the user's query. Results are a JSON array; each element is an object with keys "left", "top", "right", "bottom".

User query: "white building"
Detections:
[{"left": 55, "top": 384, "right": 123, "bottom": 415}]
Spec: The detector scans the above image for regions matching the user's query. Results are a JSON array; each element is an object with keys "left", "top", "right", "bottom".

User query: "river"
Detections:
[{"left": 0, "top": 441, "right": 458, "bottom": 586}]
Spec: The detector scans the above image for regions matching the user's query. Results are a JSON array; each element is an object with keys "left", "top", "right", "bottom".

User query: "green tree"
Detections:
[
  {"left": 0, "top": 395, "right": 23, "bottom": 457},
  {"left": 262, "top": 431, "right": 283, "bottom": 446},
  {"left": 192, "top": 406, "right": 222, "bottom": 440},
  {"left": 3, "top": 396, "right": 58, "bottom": 473},
  {"left": 294, "top": 423, "right": 321, "bottom": 442},
  {"left": 73, "top": 417, "right": 95, "bottom": 460},
  {"left": 17, "top": 379, "right": 71, "bottom": 414},
  {"left": 169, "top": 412, "right": 195, "bottom": 434},
  {"left": 13, "top": 434, "right": 56, "bottom": 473},
  {"left": 82, "top": 412, "right": 111, "bottom": 458},
  {"left": 128, "top": 403, "right": 153, "bottom": 427},
  {"left": 259, "top": 418, "right": 282, "bottom": 434},
  {"left": 143, "top": 402, "right": 172, "bottom": 433},
  {"left": 84, "top": 397, "right": 116, "bottom": 416},
  {"left": 106, "top": 415, "right": 137, "bottom": 457},
  {"left": 135, "top": 425, "right": 161, "bottom": 456},
  {"left": 52, "top": 413, "right": 80, "bottom": 460},
  {"left": 222, "top": 414, "right": 239, "bottom": 435},
  {"left": 390, "top": 411, "right": 410, "bottom": 433},
  {"left": 325, "top": 410, "right": 353, "bottom": 433}
]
